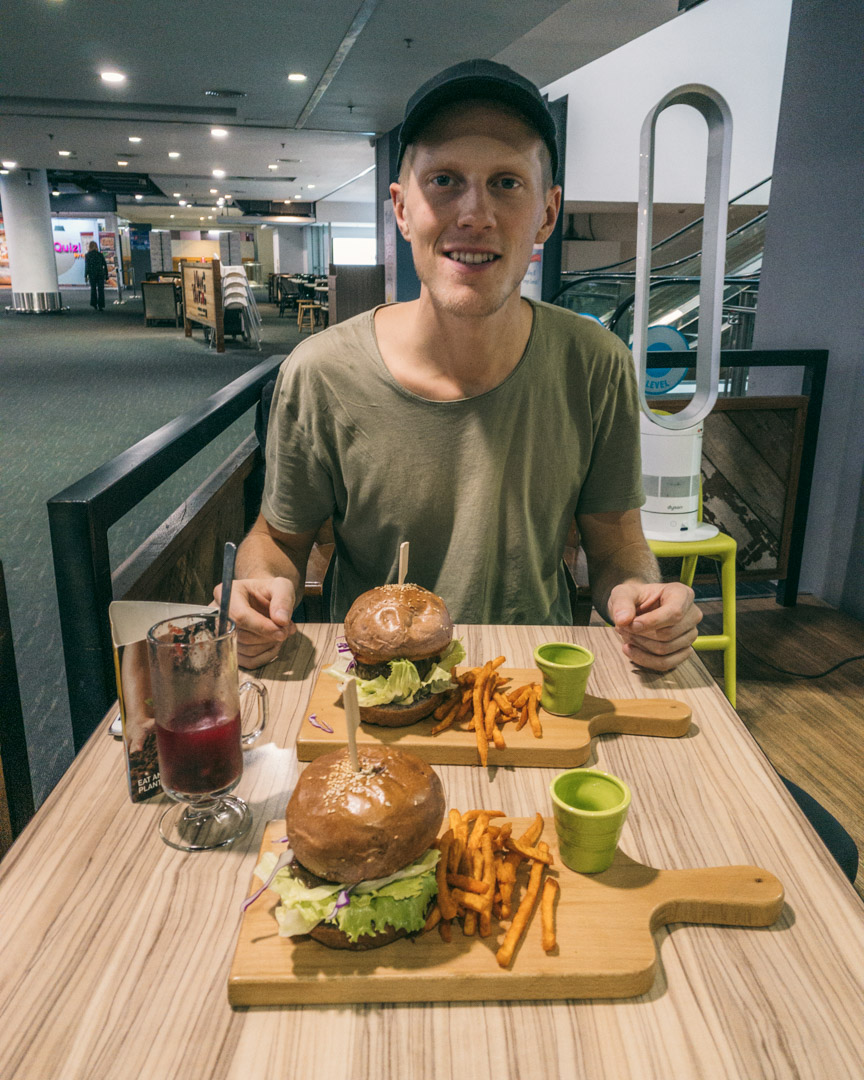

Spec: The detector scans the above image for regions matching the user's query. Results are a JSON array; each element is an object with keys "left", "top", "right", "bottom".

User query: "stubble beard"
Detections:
[{"left": 419, "top": 260, "right": 527, "bottom": 320}]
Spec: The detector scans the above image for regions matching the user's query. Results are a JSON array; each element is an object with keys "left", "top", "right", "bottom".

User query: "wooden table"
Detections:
[{"left": 1, "top": 625, "right": 863, "bottom": 1079}]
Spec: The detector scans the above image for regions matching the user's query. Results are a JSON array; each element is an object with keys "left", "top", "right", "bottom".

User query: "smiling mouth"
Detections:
[{"left": 444, "top": 251, "right": 500, "bottom": 265}]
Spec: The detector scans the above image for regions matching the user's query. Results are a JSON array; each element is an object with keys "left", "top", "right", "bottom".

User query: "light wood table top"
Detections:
[{"left": 1, "top": 625, "right": 863, "bottom": 1079}]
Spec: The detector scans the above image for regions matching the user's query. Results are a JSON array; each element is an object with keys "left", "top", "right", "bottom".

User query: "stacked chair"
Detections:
[{"left": 220, "top": 265, "right": 262, "bottom": 350}]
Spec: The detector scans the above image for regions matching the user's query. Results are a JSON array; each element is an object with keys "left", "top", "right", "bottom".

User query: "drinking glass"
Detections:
[{"left": 147, "top": 612, "right": 268, "bottom": 851}]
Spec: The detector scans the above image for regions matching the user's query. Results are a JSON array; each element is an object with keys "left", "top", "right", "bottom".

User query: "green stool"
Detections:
[{"left": 648, "top": 515, "right": 737, "bottom": 708}]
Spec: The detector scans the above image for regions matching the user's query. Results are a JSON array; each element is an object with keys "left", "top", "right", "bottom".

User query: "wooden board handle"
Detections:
[
  {"left": 583, "top": 696, "right": 692, "bottom": 738},
  {"left": 649, "top": 865, "right": 785, "bottom": 929}
]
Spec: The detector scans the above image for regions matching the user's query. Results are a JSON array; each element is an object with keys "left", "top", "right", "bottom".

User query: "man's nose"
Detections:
[{"left": 456, "top": 182, "right": 495, "bottom": 229}]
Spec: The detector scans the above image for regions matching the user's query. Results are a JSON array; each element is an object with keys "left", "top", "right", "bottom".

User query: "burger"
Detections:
[
  {"left": 260, "top": 746, "right": 446, "bottom": 950},
  {"left": 329, "top": 583, "right": 465, "bottom": 727}
]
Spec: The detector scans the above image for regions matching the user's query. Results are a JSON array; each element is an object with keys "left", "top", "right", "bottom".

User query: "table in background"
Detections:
[{"left": 1, "top": 626, "right": 863, "bottom": 1080}]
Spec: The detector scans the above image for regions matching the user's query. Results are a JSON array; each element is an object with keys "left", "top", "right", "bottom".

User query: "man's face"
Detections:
[{"left": 391, "top": 102, "right": 561, "bottom": 319}]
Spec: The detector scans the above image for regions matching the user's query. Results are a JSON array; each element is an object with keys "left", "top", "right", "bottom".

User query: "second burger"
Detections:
[{"left": 328, "top": 583, "right": 464, "bottom": 727}]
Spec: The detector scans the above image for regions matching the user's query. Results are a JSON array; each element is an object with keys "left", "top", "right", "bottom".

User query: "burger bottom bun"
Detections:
[
  {"left": 308, "top": 921, "right": 413, "bottom": 951},
  {"left": 360, "top": 693, "right": 442, "bottom": 728}
]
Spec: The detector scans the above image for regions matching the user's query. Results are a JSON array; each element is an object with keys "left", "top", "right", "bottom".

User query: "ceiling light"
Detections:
[
  {"left": 1, "top": 160, "right": 17, "bottom": 169},
  {"left": 52, "top": 190, "right": 61, "bottom": 196},
  {"left": 288, "top": 73, "right": 307, "bottom": 82},
  {"left": 117, "top": 160, "right": 129, "bottom": 166},
  {"left": 128, "top": 136, "right": 142, "bottom": 143},
  {"left": 199, "top": 216, "right": 205, "bottom": 221},
  {"left": 0, "top": 170, "right": 8, "bottom": 175},
  {"left": 212, "top": 169, "right": 226, "bottom": 178},
  {"left": 208, "top": 215, "right": 213, "bottom": 219},
  {"left": 100, "top": 70, "right": 126, "bottom": 84},
  {"left": 179, "top": 200, "right": 187, "bottom": 206},
  {"left": 58, "top": 150, "right": 72, "bottom": 157},
  {"left": 168, "top": 151, "right": 180, "bottom": 159},
  {"left": 209, "top": 188, "right": 218, "bottom": 194},
  {"left": 211, "top": 128, "right": 228, "bottom": 138},
  {"left": 307, "top": 184, "right": 315, "bottom": 189},
  {"left": 267, "top": 164, "right": 278, "bottom": 170},
  {"left": 294, "top": 194, "right": 302, "bottom": 199},
  {"left": 134, "top": 194, "right": 143, "bottom": 200},
  {"left": 204, "top": 89, "right": 247, "bottom": 98},
  {"left": 170, "top": 214, "right": 175, "bottom": 218}
]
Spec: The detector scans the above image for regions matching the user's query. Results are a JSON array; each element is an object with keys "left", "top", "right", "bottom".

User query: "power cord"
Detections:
[
  {"left": 705, "top": 561, "right": 864, "bottom": 679},
  {"left": 736, "top": 640, "right": 864, "bottom": 680}
]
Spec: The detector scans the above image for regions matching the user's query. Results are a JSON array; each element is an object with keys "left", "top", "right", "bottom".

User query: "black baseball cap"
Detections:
[{"left": 397, "top": 58, "right": 559, "bottom": 178}]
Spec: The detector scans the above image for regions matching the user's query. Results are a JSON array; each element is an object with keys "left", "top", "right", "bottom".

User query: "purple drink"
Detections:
[{"left": 156, "top": 699, "right": 243, "bottom": 796}]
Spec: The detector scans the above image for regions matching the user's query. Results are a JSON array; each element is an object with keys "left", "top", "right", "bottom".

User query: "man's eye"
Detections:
[
  {"left": 499, "top": 177, "right": 520, "bottom": 190},
  {"left": 430, "top": 175, "right": 452, "bottom": 187}
]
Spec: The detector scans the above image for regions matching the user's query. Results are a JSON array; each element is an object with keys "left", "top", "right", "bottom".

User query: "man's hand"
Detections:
[
  {"left": 214, "top": 576, "right": 297, "bottom": 669},
  {"left": 609, "top": 580, "right": 702, "bottom": 672}
]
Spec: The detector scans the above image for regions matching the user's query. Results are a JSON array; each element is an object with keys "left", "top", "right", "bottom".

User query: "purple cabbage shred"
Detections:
[
  {"left": 326, "top": 889, "right": 352, "bottom": 920},
  {"left": 308, "top": 714, "right": 334, "bottom": 734}
]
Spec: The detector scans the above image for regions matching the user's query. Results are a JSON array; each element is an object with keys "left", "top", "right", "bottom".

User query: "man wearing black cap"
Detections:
[{"left": 221, "top": 59, "right": 702, "bottom": 674}]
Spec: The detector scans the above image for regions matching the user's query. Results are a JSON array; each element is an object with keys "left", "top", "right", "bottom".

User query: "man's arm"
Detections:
[
  {"left": 213, "top": 512, "right": 319, "bottom": 668},
  {"left": 576, "top": 508, "right": 702, "bottom": 672}
]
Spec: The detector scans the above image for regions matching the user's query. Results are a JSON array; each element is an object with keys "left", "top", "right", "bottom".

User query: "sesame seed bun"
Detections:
[
  {"left": 284, "top": 746, "right": 446, "bottom": 884},
  {"left": 343, "top": 583, "right": 453, "bottom": 666}
]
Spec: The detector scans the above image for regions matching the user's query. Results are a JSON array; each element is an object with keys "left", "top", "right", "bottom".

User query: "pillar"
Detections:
[
  {"left": 0, "top": 168, "right": 62, "bottom": 312},
  {"left": 750, "top": 0, "right": 864, "bottom": 617}
]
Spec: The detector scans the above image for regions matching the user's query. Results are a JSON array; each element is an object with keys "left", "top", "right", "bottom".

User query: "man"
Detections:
[
  {"left": 219, "top": 59, "right": 702, "bottom": 672},
  {"left": 84, "top": 241, "right": 108, "bottom": 311}
]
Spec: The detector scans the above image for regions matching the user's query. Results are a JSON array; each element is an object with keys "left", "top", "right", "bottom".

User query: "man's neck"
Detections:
[{"left": 374, "top": 292, "right": 534, "bottom": 400}]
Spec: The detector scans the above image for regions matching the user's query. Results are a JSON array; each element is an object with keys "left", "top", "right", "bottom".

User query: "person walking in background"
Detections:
[{"left": 84, "top": 241, "right": 108, "bottom": 311}]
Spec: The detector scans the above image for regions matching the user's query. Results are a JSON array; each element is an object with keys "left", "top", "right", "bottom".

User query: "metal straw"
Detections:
[
  {"left": 343, "top": 677, "right": 361, "bottom": 772},
  {"left": 217, "top": 541, "right": 237, "bottom": 636}
]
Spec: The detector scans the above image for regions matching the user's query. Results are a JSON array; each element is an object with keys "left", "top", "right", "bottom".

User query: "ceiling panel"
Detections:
[{"left": 0, "top": 0, "right": 686, "bottom": 216}]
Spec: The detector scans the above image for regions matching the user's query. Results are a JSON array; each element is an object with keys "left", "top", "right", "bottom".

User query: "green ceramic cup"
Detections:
[
  {"left": 549, "top": 768, "right": 632, "bottom": 874},
  {"left": 533, "top": 642, "right": 594, "bottom": 715}
]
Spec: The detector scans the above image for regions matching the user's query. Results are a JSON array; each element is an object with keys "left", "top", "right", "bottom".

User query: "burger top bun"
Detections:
[
  {"left": 344, "top": 583, "right": 453, "bottom": 665},
  {"left": 285, "top": 746, "right": 445, "bottom": 884}
]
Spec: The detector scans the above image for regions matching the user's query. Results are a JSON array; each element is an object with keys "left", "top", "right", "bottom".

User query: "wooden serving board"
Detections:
[
  {"left": 228, "top": 818, "right": 784, "bottom": 1006},
  {"left": 297, "top": 668, "right": 692, "bottom": 766}
]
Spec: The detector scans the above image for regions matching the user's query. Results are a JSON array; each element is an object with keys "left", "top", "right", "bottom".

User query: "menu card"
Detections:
[{"left": 109, "top": 601, "right": 213, "bottom": 803}]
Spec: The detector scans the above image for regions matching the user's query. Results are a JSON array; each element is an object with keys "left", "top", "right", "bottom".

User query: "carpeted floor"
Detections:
[{"left": 1, "top": 285, "right": 304, "bottom": 805}]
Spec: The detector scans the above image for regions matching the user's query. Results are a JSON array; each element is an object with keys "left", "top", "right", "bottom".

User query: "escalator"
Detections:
[{"left": 554, "top": 177, "right": 769, "bottom": 359}]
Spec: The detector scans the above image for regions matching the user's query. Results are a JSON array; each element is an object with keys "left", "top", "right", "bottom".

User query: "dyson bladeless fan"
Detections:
[{"left": 632, "top": 86, "right": 733, "bottom": 542}]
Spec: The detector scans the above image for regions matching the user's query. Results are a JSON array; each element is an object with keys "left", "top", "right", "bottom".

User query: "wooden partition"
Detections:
[
  {"left": 659, "top": 395, "right": 808, "bottom": 585},
  {"left": 47, "top": 357, "right": 285, "bottom": 750}
]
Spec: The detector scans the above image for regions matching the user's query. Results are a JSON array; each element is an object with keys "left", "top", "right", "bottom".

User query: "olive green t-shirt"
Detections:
[{"left": 262, "top": 299, "right": 644, "bottom": 624}]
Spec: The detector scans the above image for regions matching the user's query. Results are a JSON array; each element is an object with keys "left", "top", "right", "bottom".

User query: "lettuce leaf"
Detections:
[
  {"left": 325, "top": 637, "right": 465, "bottom": 706},
  {"left": 255, "top": 848, "right": 441, "bottom": 942}
]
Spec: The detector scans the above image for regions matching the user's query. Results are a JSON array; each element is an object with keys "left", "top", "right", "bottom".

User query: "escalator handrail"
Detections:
[
  {"left": 606, "top": 276, "right": 759, "bottom": 335},
  {"left": 558, "top": 176, "right": 771, "bottom": 280},
  {"left": 552, "top": 209, "right": 766, "bottom": 306}
]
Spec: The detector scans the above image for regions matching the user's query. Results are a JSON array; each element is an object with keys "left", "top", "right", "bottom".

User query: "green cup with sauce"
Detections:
[
  {"left": 550, "top": 768, "right": 631, "bottom": 874},
  {"left": 533, "top": 641, "right": 594, "bottom": 715}
]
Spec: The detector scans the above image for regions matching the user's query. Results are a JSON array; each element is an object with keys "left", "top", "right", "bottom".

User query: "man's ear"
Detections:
[
  {"left": 390, "top": 181, "right": 412, "bottom": 242},
  {"left": 534, "top": 184, "right": 562, "bottom": 245}
]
